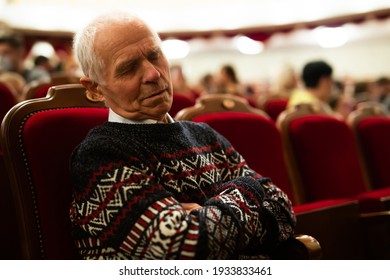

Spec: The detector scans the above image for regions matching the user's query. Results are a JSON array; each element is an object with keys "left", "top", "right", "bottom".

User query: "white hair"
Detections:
[{"left": 73, "top": 12, "right": 161, "bottom": 84}]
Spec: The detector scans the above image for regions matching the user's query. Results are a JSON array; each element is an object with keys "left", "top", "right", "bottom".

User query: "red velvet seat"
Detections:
[
  {"left": 278, "top": 103, "right": 390, "bottom": 213},
  {"left": 1, "top": 84, "right": 108, "bottom": 259},
  {"left": 0, "top": 82, "right": 19, "bottom": 259},
  {"left": 0, "top": 82, "right": 17, "bottom": 122},
  {"left": 169, "top": 93, "right": 195, "bottom": 118},
  {"left": 194, "top": 112, "right": 291, "bottom": 194},
  {"left": 191, "top": 111, "right": 363, "bottom": 259},
  {"left": 263, "top": 98, "right": 288, "bottom": 122},
  {"left": 23, "top": 82, "right": 53, "bottom": 100},
  {"left": 348, "top": 102, "right": 390, "bottom": 191},
  {"left": 175, "top": 93, "right": 268, "bottom": 121}
]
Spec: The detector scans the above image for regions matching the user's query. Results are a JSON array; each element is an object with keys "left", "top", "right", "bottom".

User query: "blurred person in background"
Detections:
[
  {"left": 26, "top": 55, "right": 53, "bottom": 83},
  {"left": 0, "top": 23, "right": 29, "bottom": 79},
  {"left": 170, "top": 64, "right": 199, "bottom": 101},
  {"left": 287, "top": 60, "right": 334, "bottom": 113}
]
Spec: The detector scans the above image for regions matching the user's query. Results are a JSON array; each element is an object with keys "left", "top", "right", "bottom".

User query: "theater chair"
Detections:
[
  {"left": 348, "top": 101, "right": 390, "bottom": 192},
  {"left": 0, "top": 82, "right": 20, "bottom": 259},
  {"left": 1, "top": 85, "right": 322, "bottom": 260},
  {"left": 176, "top": 96, "right": 364, "bottom": 259},
  {"left": 261, "top": 97, "right": 289, "bottom": 122},
  {"left": 277, "top": 103, "right": 390, "bottom": 259},
  {"left": 277, "top": 103, "right": 390, "bottom": 212},
  {"left": 22, "top": 81, "right": 53, "bottom": 100},
  {"left": 0, "top": 82, "right": 17, "bottom": 122},
  {"left": 1, "top": 84, "right": 108, "bottom": 259},
  {"left": 175, "top": 93, "right": 269, "bottom": 120},
  {"left": 169, "top": 93, "right": 195, "bottom": 118},
  {"left": 347, "top": 102, "right": 390, "bottom": 259}
]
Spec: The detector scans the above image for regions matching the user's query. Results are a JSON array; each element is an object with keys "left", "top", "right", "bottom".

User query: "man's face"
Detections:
[
  {"left": 91, "top": 22, "right": 173, "bottom": 122},
  {"left": 0, "top": 42, "right": 23, "bottom": 72}
]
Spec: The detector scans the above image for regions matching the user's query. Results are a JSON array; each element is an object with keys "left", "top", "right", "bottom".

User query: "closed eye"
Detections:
[
  {"left": 148, "top": 48, "right": 162, "bottom": 62},
  {"left": 114, "top": 59, "right": 138, "bottom": 78}
]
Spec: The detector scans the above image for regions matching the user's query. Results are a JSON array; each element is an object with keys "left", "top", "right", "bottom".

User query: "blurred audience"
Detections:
[
  {"left": 274, "top": 65, "right": 300, "bottom": 99},
  {"left": 26, "top": 55, "right": 53, "bottom": 83},
  {"left": 196, "top": 73, "right": 216, "bottom": 95},
  {"left": 0, "top": 24, "right": 29, "bottom": 80},
  {"left": 375, "top": 77, "right": 390, "bottom": 110},
  {"left": 214, "top": 64, "right": 244, "bottom": 95},
  {"left": 170, "top": 64, "right": 199, "bottom": 101}
]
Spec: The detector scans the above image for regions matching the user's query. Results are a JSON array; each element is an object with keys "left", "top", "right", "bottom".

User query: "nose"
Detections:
[{"left": 142, "top": 61, "right": 161, "bottom": 83}]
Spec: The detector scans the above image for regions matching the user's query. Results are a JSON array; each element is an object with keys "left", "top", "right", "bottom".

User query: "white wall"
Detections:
[{"left": 172, "top": 33, "right": 390, "bottom": 87}]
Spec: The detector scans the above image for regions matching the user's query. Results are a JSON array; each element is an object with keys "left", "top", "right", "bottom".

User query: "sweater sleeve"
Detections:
[{"left": 206, "top": 128, "right": 296, "bottom": 255}]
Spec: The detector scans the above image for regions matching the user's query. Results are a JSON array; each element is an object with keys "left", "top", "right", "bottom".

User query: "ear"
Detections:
[{"left": 80, "top": 76, "right": 105, "bottom": 102}]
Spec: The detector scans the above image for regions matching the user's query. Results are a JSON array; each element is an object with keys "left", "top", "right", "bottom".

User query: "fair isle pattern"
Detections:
[
  {"left": 70, "top": 121, "right": 296, "bottom": 259},
  {"left": 73, "top": 163, "right": 153, "bottom": 235},
  {"left": 119, "top": 197, "right": 198, "bottom": 259},
  {"left": 202, "top": 207, "right": 238, "bottom": 259},
  {"left": 262, "top": 183, "right": 296, "bottom": 242}
]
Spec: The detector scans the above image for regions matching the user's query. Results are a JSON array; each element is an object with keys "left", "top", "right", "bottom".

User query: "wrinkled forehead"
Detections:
[{"left": 94, "top": 20, "right": 159, "bottom": 55}]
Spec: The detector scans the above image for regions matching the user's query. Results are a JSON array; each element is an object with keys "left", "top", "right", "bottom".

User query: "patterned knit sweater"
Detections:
[{"left": 70, "top": 120, "right": 296, "bottom": 259}]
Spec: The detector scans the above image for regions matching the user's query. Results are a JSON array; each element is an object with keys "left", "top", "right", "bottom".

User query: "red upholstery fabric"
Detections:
[
  {"left": 170, "top": 93, "right": 195, "bottom": 118},
  {"left": 288, "top": 115, "right": 390, "bottom": 212},
  {"left": 34, "top": 84, "right": 52, "bottom": 99},
  {"left": 289, "top": 115, "right": 367, "bottom": 201},
  {"left": 0, "top": 83, "right": 19, "bottom": 258},
  {"left": 22, "top": 107, "right": 109, "bottom": 259},
  {"left": 193, "top": 112, "right": 365, "bottom": 210},
  {"left": 356, "top": 117, "right": 390, "bottom": 190},
  {"left": 194, "top": 112, "right": 294, "bottom": 202},
  {"left": 0, "top": 82, "right": 17, "bottom": 122},
  {"left": 293, "top": 198, "right": 353, "bottom": 214},
  {"left": 264, "top": 98, "right": 288, "bottom": 122}
]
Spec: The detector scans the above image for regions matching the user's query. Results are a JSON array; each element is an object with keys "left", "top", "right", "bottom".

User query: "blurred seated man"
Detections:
[
  {"left": 70, "top": 12, "right": 296, "bottom": 260},
  {"left": 287, "top": 60, "right": 334, "bottom": 113}
]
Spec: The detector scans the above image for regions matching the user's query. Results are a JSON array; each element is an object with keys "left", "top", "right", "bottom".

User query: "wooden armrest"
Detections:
[{"left": 271, "top": 234, "right": 322, "bottom": 260}]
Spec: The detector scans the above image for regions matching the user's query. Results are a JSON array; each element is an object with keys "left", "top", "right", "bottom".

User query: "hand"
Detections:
[{"left": 181, "top": 202, "right": 202, "bottom": 214}]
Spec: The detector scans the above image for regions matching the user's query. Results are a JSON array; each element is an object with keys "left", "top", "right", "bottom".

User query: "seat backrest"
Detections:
[
  {"left": 263, "top": 97, "right": 289, "bottom": 122},
  {"left": 192, "top": 111, "right": 295, "bottom": 204},
  {"left": 348, "top": 101, "right": 390, "bottom": 190},
  {"left": 278, "top": 103, "right": 369, "bottom": 205},
  {"left": 0, "top": 82, "right": 17, "bottom": 123},
  {"left": 175, "top": 93, "right": 268, "bottom": 120},
  {"left": 49, "top": 72, "right": 80, "bottom": 85},
  {"left": 23, "top": 81, "right": 53, "bottom": 100},
  {"left": 169, "top": 93, "right": 195, "bottom": 118},
  {"left": 0, "top": 84, "right": 108, "bottom": 259}
]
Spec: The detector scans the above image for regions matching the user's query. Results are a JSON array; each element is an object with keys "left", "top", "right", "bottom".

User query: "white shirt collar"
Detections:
[{"left": 108, "top": 108, "right": 174, "bottom": 124}]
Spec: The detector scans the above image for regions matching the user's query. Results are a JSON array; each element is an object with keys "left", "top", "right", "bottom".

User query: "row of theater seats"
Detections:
[
  {"left": 169, "top": 92, "right": 289, "bottom": 123},
  {"left": 0, "top": 84, "right": 320, "bottom": 260},
  {"left": 174, "top": 93, "right": 390, "bottom": 259},
  {"left": 0, "top": 84, "right": 388, "bottom": 259}
]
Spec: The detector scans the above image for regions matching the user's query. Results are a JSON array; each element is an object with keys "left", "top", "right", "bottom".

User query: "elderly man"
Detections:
[{"left": 70, "top": 12, "right": 295, "bottom": 260}]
